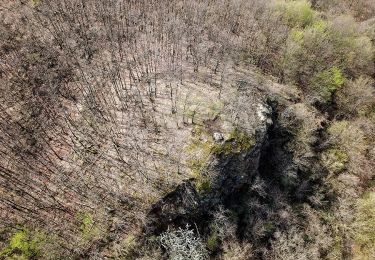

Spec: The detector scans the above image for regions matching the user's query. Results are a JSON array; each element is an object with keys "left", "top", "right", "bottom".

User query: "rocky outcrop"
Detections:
[
  {"left": 145, "top": 99, "right": 275, "bottom": 235},
  {"left": 145, "top": 84, "right": 328, "bottom": 259}
]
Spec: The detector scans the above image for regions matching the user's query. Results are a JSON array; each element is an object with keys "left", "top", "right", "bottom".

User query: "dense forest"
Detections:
[{"left": 0, "top": 0, "right": 374, "bottom": 259}]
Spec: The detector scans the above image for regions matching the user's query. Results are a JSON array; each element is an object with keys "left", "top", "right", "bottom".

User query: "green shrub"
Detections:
[
  {"left": 346, "top": 36, "right": 374, "bottom": 77},
  {"left": 311, "top": 19, "right": 328, "bottom": 32},
  {"left": 276, "top": 0, "right": 315, "bottom": 28},
  {"left": 311, "top": 67, "right": 345, "bottom": 101},
  {"left": 0, "top": 229, "right": 45, "bottom": 259},
  {"left": 329, "top": 16, "right": 374, "bottom": 77},
  {"left": 207, "top": 233, "right": 219, "bottom": 251},
  {"left": 282, "top": 19, "right": 331, "bottom": 87},
  {"left": 321, "top": 148, "right": 348, "bottom": 174},
  {"left": 353, "top": 192, "right": 375, "bottom": 259},
  {"left": 326, "top": 120, "right": 372, "bottom": 179},
  {"left": 30, "top": 0, "right": 41, "bottom": 7},
  {"left": 281, "top": 13, "right": 373, "bottom": 102},
  {"left": 77, "top": 213, "right": 99, "bottom": 240},
  {"left": 120, "top": 234, "right": 137, "bottom": 257},
  {"left": 336, "top": 76, "right": 375, "bottom": 117}
]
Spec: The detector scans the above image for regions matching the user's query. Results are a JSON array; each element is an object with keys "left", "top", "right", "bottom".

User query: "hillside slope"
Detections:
[{"left": 0, "top": 0, "right": 374, "bottom": 259}]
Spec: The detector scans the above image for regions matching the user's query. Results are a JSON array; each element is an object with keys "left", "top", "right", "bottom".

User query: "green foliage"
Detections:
[
  {"left": 311, "top": 19, "right": 328, "bottom": 32},
  {"left": 281, "top": 11, "right": 373, "bottom": 102},
  {"left": 336, "top": 76, "right": 375, "bottom": 117},
  {"left": 186, "top": 126, "right": 254, "bottom": 192},
  {"left": 276, "top": 0, "right": 315, "bottom": 28},
  {"left": 290, "top": 29, "right": 304, "bottom": 43},
  {"left": 77, "top": 213, "right": 99, "bottom": 240},
  {"left": 322, "top": 148, "right": 348, "bottom": 174},
  {"left": 365, "top": 105, "right": 375, "bottom": 121},
  {"left": 186, "top": 126, "right": 215, "bottom": 192},
  {"left": 30, "top": 0, "right": 41, "bottom": 7},
  {"left": 0, "top": 229, "right": 45, "bottom": 259},
  {"left": 353, "top": 192, "right": 375, "bottom": 258},
  {"left": 348, "top": 36, "right": 374, "bottom": 77},
  {"left": 120, "top": 234, "right": 137, "bottom": 258},
  {"left": 312, "top": 67, "right": 345, "bottom": 101},
  {"left": 327, "top": 120, "right": 367, "bottom": 155},
  {"left": 195, "top": 177, "right": 212, "bottom": 193},
  {"left": 207, "top": 233, "right": 219, "bottom": 251},
  {"left": 282, "top": 19, "right": 330, "bottom": 87},
  {"left": 212, "top": 128, "right": 254, "bottom": 155},
  {"left": 329, "top": 16, "right": 373, "bottom": 77}
]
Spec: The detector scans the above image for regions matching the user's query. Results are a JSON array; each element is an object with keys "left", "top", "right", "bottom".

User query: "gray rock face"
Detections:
[
  {"left": 207, "top": 103, "right": 274, "bottom": 201},
  {"left": 213, "top": 132, "right": 224, "bottom": 142},
  {"left": 146, "top": 180, "right": 204, "bottom": 234}
]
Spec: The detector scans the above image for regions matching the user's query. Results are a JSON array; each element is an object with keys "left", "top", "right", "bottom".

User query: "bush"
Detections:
[
  {"left": 160, "top": 225, "right": 208, "bottom": 260},
  {"left": 311, "top": 66, "right": 345, "bottom": 102},
  {"left": 206, "top": 233, "right": 219, "bottom": 251},
  {"left": 314, "top": 0, "right": 375, "bottom": 21},
  {"left": 281, "top": 13, "right": 373, "bottom": 102},
  {"left": 321, "top": 148, "right": 348, "bottom": 174},
  {"left": 77, "top": 212, "right": 100, "bottom": 241},
  {"left": 269, "top": 207, "right": 333, "bottom": 259},
  {"left": 0, "top": 228, "right": 45, "bottom": 259},
  {"left": 353, "top": 192, "right": 375, "bottom": 259},
  {"left": 282, "top": 18, "right": 332, "bottom": 88},
  {"left": 275, "top": 0, "right": 316, "bottom": 28},
  {"left": 329, "top": 16, "right": 374, "bottom": 77},
  {"left": 221, "top": 241, "right": 253, "bottom": 260},
  {"left": 327, "top": 120, "right": 373, "bottom": 180},
  {"left": 336, "top": 76, "right": 375, "bottom": 118}
]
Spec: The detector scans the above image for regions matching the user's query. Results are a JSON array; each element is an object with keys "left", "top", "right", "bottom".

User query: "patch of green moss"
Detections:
[
  {"left": 212, "top": 128, "right": 255, "bottom": 155},
  {"left": 186, "top": 126, "right": 254, "bottom": 192},
  {"left": 186, "top": 126, "right": 215, "bottom": 193},
  {"left": 0, "top": 228, "right": 45, "bottom": 259},
  {"left": 196, "top": 177, "right": 211, "bottom": 193},
  {"left": 186, "top": 134, "right": 213, "bottom": 177}
]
